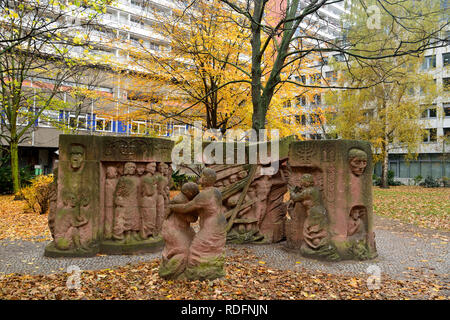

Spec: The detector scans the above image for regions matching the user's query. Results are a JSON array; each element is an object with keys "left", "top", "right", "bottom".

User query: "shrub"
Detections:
[
  {"left": 372, "top": 170, "right": 403, "bottom": 186},
  {"left": 19, "top": 174, "right": 54, "bottom": 214},
  {"left": 0, "top": 161, "right": 35, "bottom": 194},
  {"left": 413, "top": 175, "right": 423, "bottom": 186},
  {"left": 419, "top": 176, "right": 441, "bottom": 188}
]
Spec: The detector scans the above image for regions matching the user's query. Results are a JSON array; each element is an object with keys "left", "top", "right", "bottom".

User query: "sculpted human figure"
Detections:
[
  {"left": 290, "top": 174, "right": 331, "bottom": 255},
  {"left": 54, "top": 190, "right": 91, "bottom": 251},
  {"left": 104, "top": 165, "right": 118, "bottom": 240},
  {"left": 159, "top": 182, "right": 199, "bottom": 279},
  {"left": 140, "top": 175, "right": 158, "bottom": 239},
  {"left": 347, "top": 206, "right": 367, "bottom": 238},
  {"left": 154, "top": 162, "right": 170, "bottom": 233},
  {"left": 348, "top": 149, "right": 368, "bottom": 177},
  {"left": 113, "top": 162, "right": 141, "bottom": 242},
  {"left": 69, "top": 144, "right": 85, "bottom": 171},
  {"left": 169, "top": 168, "right": 227, "bottom": 280}
]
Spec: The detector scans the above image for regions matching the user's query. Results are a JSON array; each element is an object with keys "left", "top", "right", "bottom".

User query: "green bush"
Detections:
[
  {"left": 372, "top": 170, "right": 403, "bottom": 186},
  {"left": 420, "top": 176, "right": 441, "bottom": 188},
  {"left": 413, "top": 175, "right": 423, "bottom": 186},
  {"left": 0, "top": 159, "right": 35, "bottom": 194}
]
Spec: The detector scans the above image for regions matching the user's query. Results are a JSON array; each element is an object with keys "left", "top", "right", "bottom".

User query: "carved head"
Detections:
[
  {"left": 157, "top": 162, "right": 169, "bottom": 175},
  {"left": 350, "top": 206, "right": 367, "bottom": 220},
  {"left": 69, "top": 144, "right": 85, "bottom": 171},
  {"left": 229, "top": 174, "right": 238, "bottom": 184},
  {"left": 145, "top": 162, "right": 156, "bottom": 175},
  {"left": 238, "top": 171, "right": 247, "bottom": 179},
  {"left": 123, "top": 162, "right": 136, "bottom": 175},
  {"left": 106, "top": 166, "right": 117, "bottom": 179},
  {"left": 299, "top": 174, "right": 315, "bottom": 188},
  {"left": 136, "top": 166, "right": 145, "bottom": 176},
  {"left": 348, "top": 148, "right": 368, "bottom": 176},
  {"left": 200, "top": 168, "right": 217, "bottom": 187},
  {"left": 181, "top": 182, "right": 200, "bottom": 200}
]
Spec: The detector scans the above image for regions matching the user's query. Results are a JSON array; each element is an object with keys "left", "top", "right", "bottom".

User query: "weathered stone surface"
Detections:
[
  {"left": 160, "top": 169, "right": 227, "bottom": 281},
  {"left": 285, "top": 140, "right": 377, "bottom": 261},
  {"left": 44, "top": 135, "right": 174, "bottom": 257}
]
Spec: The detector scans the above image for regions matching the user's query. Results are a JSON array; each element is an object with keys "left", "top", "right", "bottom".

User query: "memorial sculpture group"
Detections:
[{"left": 45, "top": 135, "right": 378, "bottom": 281}]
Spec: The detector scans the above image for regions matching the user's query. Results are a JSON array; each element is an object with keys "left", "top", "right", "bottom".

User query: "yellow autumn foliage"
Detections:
[{"left": 19, "top": 174, "right": 54, "bottom": 215}]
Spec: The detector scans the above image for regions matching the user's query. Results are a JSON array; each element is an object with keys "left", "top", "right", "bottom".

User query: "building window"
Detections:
[
  {"left": 422, "top": 55, "right": 436, "bottom": 70},
  {"left": 95, "top": 117, "right": 113, "bottom": 132},
  {"left": 332, "top": 53, "right": 345, "bottom": 62},
  {"left": 38, "top": 110, "right": 60, "bottom": 127},
  {"left": 444, "top": 78, "right": 450, "bottom": 91},
  {"left": 444, "top": 127, "right": 450, "bottom": 138},
  {"left": 444, "top": 103, "right": 450, "bottom": 117},
  {"left": 130, "top": 120, "right": 147, "bottom": 134},
  {"left": 68, "top": 113, "right": 88, "bottom": 130},
  {"left": 443, "top": 53, "right": 450, "bottom": 67},
  {"left": 296, "top": 95, "right": 306, "bottom": 106},
  {"left": 423, "top": 128, "right": 437, "bottom": 143},
  {"left": 422, "top": 105, "right": 437, "bottom": 118}
]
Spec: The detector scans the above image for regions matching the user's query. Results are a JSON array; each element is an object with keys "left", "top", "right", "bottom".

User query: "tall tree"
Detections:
[
  {"left": 0, "top": 0, "right": 111, "bottom": 193},
  {"left": 325, "top": 0, "right": 441, "bottom": 188},
  {"left": 217, "top": 0, "right": 448, "bottom": 132},
  {"left": 102, "top": 0, "right": 322, "bottom": 138}
]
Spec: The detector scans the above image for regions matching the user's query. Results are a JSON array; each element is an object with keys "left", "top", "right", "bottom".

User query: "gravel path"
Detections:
[{"left": 0, "top": 216, "right": 448, "bottom": 283}]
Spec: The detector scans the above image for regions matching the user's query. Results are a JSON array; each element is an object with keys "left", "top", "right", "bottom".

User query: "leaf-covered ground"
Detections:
[
  {"left": 0, "top": 249, "right": 447, "bottom": 300},
  {"left": 373, "top": 186, "right": 450, "bottom": 232},
  {"left": 0, "top": 195, "right": 51, "bottom": 241}
]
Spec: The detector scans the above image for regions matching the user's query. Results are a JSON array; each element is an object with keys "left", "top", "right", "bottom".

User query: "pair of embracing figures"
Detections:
[{"left": 159, "top": 168, "right": 227, "bottom": 280}]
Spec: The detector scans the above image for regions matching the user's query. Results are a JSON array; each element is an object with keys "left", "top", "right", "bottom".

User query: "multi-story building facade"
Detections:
[
  {"left": 0, "top": 0, "right": 190, "bottom": 175},
  {"left": 2, "top": 0, "right": 448, "bottom": 182}
]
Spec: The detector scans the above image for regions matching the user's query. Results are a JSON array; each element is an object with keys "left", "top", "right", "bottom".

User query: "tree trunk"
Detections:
[
  {"left": 10, "top": 141, "right": 20, "bottom": 194},
  {"left": 381, "top": 150, "right": 389, "bottom": 189}
]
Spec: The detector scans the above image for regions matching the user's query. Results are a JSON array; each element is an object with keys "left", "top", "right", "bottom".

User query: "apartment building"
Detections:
[
  {"left": 1, "top": 0, "right": 190, "bottom": 174},
  {"left": 287, "top": 1, "right": 450, "bottom": 182},
  {"left": 382, "top": 44, "right": 450, "bottom": 183}
]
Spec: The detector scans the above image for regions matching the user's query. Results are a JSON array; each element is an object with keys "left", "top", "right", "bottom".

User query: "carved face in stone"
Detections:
[
  {"left": 106, "top": 166, "right": 117, "bottom": 179},
  {"left": 181, "top": 182, "right": 199, "bottom": 200},
  {"left": 145, "top": 162, "right": 156, "bottom": 175},
  {"left": 238, "top": 171, "right": 247, "bottom": 179},
  {"left": 348, "top": 149, "right": 368, "bottom": 176},
  {"left": 136, "top": 166, "right": 145, "bottom": 176},
  {"left": 350, "top": 206, "right": 367, "bottom": 220},
  {"left": 157, "top": 162, "right": 168, "bottom": 176},
  {"left": 123, "top": 162, "right": 136, "bottom": 175},
  {"left": 69, "top": 145, "right": 85, "bottom": 171},
  {"left": 299, "top": 174, "right": 314, "bottom": 188},
  {"left": 229, "top": 174, "right": 238, "bottom": 184},
  {"left": 200, "top": 168, "right": 217, "bottom": 188}
]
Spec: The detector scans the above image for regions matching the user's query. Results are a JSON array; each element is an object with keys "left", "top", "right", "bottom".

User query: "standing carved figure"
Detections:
[
  {"left": 113, "top": 162, "right": 141, "bottom": 242},
  {"left": 140, "top": 175, "right": 158, "bottom": 239},
  {"left": 104, "top": 165, "right": 118, "bottom": 240}
]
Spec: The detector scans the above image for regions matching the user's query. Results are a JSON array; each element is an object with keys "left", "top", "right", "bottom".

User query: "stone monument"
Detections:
[
  {"left": 285, "top": 140, "right": 377, "bottom": 261},
  {"left": 44, "top": 135, "right": 173, "bottom": 257}
]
